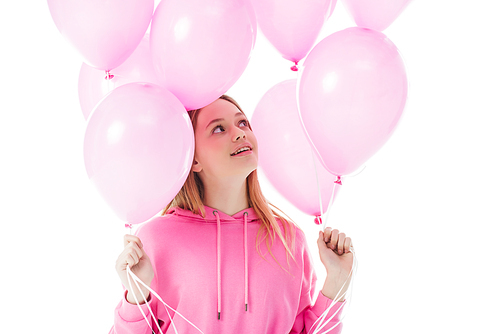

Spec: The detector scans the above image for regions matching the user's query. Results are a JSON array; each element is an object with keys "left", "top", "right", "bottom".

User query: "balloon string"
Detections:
[
  {"left": 126, "top": 266, "right": 205, "bottom": 334},
  {"left": 318, "top": 246, "right": 357, "bottom": 334},
  {"left": 322, "top": 176, "right": 342, "bottom": 232},
  {"left": 310, "top": 232, "right": 353, "bottom": 333},
  {"left": 346, "top": 165, "right": 366, "bottom": 178},
  {"left": 128, "top": 254, "right": 357, "bottom": 334},
  {"left": 125, "top": 223, "right": 132, "bottom": 235},
  {"left": 308, "top": 248, "right": 358, "bottom": 334},
  {"left": 310, "top": 265, "right": 349, "bottom": 333},
  {"left": 311, "top": 147, "right": 324, "bottom": 219},
  {"left": 315, "top": 254, "right": 357, "bottom": 334},
  {"left": 311, "top": 148, "right": 328, "bottom": 228},
  {"left": 127, "top": 266, "right": 164, "bottom": 334},
  {"left": 128, "top": 266, "right": 180, "bottom": 334},
  {"left": 314, "top": 261, "right": 357, "bottom": 334},
  {"left": 123, "top": 224, "right": 202, "bottom": 333},
  {"left": 164, "top": 299, "right": 178, "bottom": 333}
]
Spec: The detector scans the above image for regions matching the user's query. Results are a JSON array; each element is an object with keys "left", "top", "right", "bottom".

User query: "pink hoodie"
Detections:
[{"left": 111, "top": 206, "right": 345, "bottom": 334}]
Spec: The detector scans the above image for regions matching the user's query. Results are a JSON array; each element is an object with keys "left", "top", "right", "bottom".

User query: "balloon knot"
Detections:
[
  {"left": 105, "top": 70, "right": 114, "bottom": 80},
  {"left": 290, "top": 61, "right": 299, "bottom": 71},
  {"left": 334, "top": 176, "right": 342, "bottom": 185},
  {"left": 125, "top": 223, "right": 133, "bottom": 229},
  {"left": 314, "top": 216, "right": 323, "bottom": 225}
]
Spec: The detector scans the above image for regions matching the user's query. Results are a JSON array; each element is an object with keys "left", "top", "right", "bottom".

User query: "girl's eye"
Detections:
[
  {"left": 212, "top": 120, "right": 248, "bottom": 134},
  {"left": 213, "top": 125, "right": 224, "bottom": 134}
]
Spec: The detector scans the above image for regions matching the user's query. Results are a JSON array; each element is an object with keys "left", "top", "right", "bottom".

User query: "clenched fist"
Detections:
[{"left": 116, "top": 234, "right": 154, "bottom": 304}]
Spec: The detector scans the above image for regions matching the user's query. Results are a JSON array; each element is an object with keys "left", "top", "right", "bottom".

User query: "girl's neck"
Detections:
[{"left": 202, "top": 176, "right": 249, "bottom": 216}]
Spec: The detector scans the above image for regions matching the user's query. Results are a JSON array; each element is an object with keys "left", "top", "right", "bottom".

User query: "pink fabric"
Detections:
[
  {"left": 244, "top": 211, "right": 249, "bottom": 312},
  {"left": 111, "top": 205, "right": 345, "bottom": 333},
  {"left": 214, "top": 210, "right": 222, "bottom": 319}
]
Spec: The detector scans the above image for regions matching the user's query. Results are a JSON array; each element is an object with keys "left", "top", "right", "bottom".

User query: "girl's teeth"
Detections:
[{"left": 233, "top": 147, "right": 250, "bottom": 155}]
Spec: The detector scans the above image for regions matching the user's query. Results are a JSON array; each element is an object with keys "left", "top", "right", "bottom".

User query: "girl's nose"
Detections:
[{"left": 232, "top": 127, "right": 246, "bottom": 141}]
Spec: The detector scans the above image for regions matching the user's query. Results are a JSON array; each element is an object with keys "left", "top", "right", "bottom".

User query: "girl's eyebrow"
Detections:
[{"left": 205, "top": 112, "right": 244, "bottom": 130}]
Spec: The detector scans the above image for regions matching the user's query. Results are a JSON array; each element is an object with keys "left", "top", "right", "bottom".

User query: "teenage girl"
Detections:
[{"left": 111, "top": 95, "right": 354, "bottom": 334}]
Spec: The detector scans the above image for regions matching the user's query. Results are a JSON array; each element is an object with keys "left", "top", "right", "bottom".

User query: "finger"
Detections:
[
  {"left": 328, "top": 229, "right": 339, "bottom": 250},
  {"left": 126, "top": 251, "right": 139, "bottom": 267},
  {"left": 120, "top": 247, "right": 139, "bottom": 267},
  {"left": 124, "top": 234, "right": 143, "bottom": 248},
  {"left": 117, "top": 249, "right": 139, "bottom": 271},
  {"left": 126, "top": 241, "right": 144, "bottom": 259},
  {"left": 124, "top": 234, "right": 143, "bottom": 249},
  {"left": 323, "top": 227, "right": 332, "bottom": 243},
  {"left": 317, "top": 231, "right": 328, "bottom": 251},
  {"left": 337, "top": 233, "right": 346, "bottom": 255},
  {"left": 344, "top": 237, "right": 352, "bottom": 253}
]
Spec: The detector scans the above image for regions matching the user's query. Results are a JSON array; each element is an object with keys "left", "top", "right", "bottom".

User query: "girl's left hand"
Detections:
[{"left": 318, "top": 227, "right": 354, "bottom": 298}]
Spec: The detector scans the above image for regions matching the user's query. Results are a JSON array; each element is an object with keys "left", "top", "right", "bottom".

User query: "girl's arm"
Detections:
[
  {"left": 109, "top": 291, "right": 156, "bottom": 334},
  {"left": 110, "top": 234, "right": 162, "bottom": 334},
  {"left": 290, "top": 228, "right": 350, "bottom": 334},
  {"left": 318, "top": 227, "right": 354, "bottom": 301}
]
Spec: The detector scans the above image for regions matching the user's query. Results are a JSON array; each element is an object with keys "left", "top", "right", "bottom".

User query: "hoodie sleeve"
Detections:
[
  {"left": 108, "top": 290, "right": 161, "bottom": 334},
  {"left": 290, "top": 231, "right": 345, "bottom": 334},
  {"left": 109, "top": 221, "right": 167, "bottom": 334}
]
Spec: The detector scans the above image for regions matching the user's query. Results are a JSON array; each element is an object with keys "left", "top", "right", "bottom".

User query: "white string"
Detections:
[
  {"left": 123, "top": 224, "right": 158, "bottom": 332},
  {"left": 308, "top": 274, "right": 347, "bottom": 334},
  {"left": 322, "top": 178, "right": 341, "bottom": 232},
  {"left": 127, "top": 266, "right": 179, "bottom": 334},
  {"left": 128, "top": 266, "right": 179, "bottom": 334},
  {"left": 126, "top": 266, "right": 205, "bottom": 334},
  {"left": 124, "top": 224, "right": 186, "bottom": 334},
  {"left": 164, "top": 300, "right": 178, "bottom": 334},
  {"left": 310, "top": 147, "right": 341, "bottom": 232},
  {"left": 311, "top": 147, "right": 325, "bottom": 219},
  {"left": 320, "top": 269, "right": 357, "bottom": 334},
  {"left": 318, "top": 258, "right": 357, "bottom": 334},
  {"left": 309, "top": 249, "right": 358, "bottom": 334},
  {"left": 126, "top": 266, "right": 162, "bottom": 334},
  {"left": 315, "top": 261, "right": 357, "bottom": 334},
  {"left": 309, "top": 146, "right": 353, "bottom": 333},
  {"left": 346, "top": 165, "right": 366, "bottom": 178},
  {"left": 309, "top": 292, "right": 345, "bottom": 334}
]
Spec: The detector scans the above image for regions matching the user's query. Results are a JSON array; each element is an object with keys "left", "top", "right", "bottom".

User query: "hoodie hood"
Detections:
[
  {"left": 167, "top": 205, "right": 260, "bottom": 223},
  {"left": 165, "top": 205, "right": 260, "bottom": 319}
]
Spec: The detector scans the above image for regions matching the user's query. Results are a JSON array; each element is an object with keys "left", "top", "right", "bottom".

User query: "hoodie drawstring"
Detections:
[
  {"left": 213, "top": 210, "right": 222, "bottom": 320},
  {"left": 244, "top": 211, "right": 248, "bottom": 312},
  {"left": 213, "top": 210, "right": 249, "bottom": 320}
]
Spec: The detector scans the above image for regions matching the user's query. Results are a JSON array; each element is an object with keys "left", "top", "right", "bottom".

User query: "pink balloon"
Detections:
[
  {"left": 78, "top": 35, "right": 161, "bottom": 120},
  {"left": 342, "top": 0, "right": 412, "bottom": 31},
  {"left": 251, "top": 79, "right": 340, "bottom": 217},
  {"left": 298, "top": 27, "right": 408, "bottom": 176},
  {"left": 150, "top": 0, "right": 256, "bottom": 110},
  {"left": 84, "top": 83, "right": 194, "bottom": 224},
  {"left": 250, "top": 0, "right": 336, "bottom": 64},
  {"left": 47, "top": 0, "right": 154, "bottom": 70}
]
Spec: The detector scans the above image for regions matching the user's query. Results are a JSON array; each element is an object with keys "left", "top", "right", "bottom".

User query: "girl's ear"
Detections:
[{"left": 192, "top": 160, "right": 202, "bottom": 173}]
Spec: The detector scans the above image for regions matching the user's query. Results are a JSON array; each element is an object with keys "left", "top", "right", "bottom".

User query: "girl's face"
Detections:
[{"left": 192, "top": 98, "right": 258, "bottom": 180}]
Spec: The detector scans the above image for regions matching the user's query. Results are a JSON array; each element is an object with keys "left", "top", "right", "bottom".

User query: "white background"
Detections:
[{"left": 1, "top": 0, "right": 499, "bottom": 333}]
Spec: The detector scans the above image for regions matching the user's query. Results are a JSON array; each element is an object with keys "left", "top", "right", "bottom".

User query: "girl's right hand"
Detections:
[{"left": 115, "top": 234, "right": 154, "bottom": 304}]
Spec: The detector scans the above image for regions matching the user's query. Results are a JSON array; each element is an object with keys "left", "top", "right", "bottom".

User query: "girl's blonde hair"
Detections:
[{"left": 161, "top": 95, "right": 298, "bottom": 270}]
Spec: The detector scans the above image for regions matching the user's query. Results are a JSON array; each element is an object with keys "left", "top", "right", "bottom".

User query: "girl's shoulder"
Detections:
[
  {"left": 274, "top": 215, "right": 306, "bottom": 236},
  {"left": 135, "top": 214, "right": 178, "bottom": 241},
  {"left": 272, "top": 215, "right": 308, "bottom": 253}
]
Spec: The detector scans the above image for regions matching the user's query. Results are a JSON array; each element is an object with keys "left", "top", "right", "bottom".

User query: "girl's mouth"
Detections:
[{"left": 231, "top": 147, "right": 252, "bottom": 156}]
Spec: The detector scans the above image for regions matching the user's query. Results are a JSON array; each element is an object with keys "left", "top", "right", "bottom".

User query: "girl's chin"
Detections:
[{"left": 228, "top": 162, "right": 258, "bottom": 178}]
